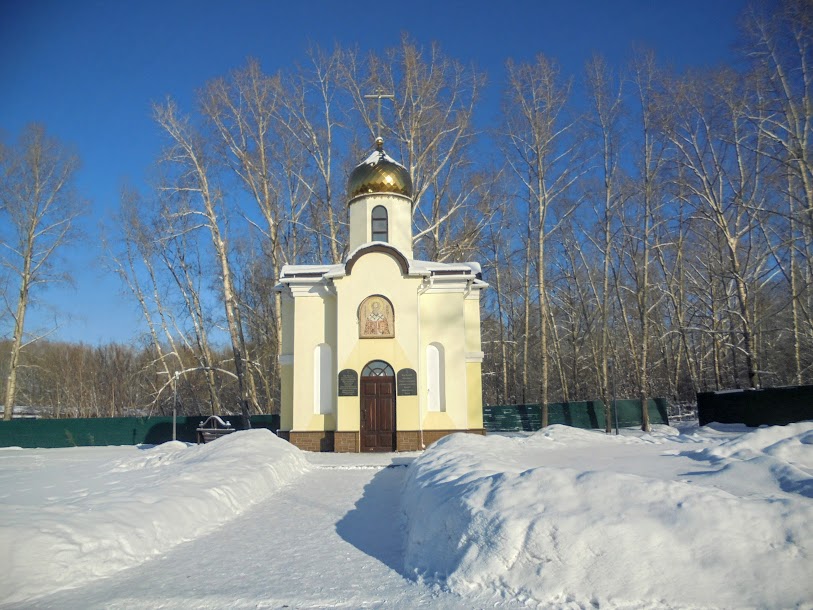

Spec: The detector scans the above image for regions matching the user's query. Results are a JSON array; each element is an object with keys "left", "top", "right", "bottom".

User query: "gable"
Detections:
[{"left": 345, "top": 244, "right": 409, "bottom": 276}]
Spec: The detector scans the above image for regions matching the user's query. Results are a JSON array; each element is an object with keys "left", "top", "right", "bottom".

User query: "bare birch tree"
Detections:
[
  {"left": 153, "top": 100, "right": 257, "bottom": 425},
  {"left": 157, "top": 211, "right": 224, "bottom": 415},
  {"left": 271, "top": 48, "right": 348, "bottom": 263},
  {"left": 108, "top": 189, "right": 180, "bottom": 412},
  {"left": 626, "top": 50, "right": 670, "bottom": 431},
  {"left": 345, "top": 37, "right": 486, "bottom": 260},
  {"left": 745, "top": 0, "right": 813, "bottom": 227},
  {"left": 483, "top": 194, "right": 516, "bottom": 404},
  {"left": 584, "top": 55, "right": 626, "bottom": 431},
  {"left": 0, "top": 125, "right": 85, "bottom": 420},
  {"left": 201, "top": 58, "right": 298, "bottom": 413},
  {"left": 744, "top": 0, "right": 813, "bottom": 383},
  {"left": 500, "top": 55, "right": 585, "bottom": 426},
  {"left": 667, "top": 70, "right": 773, "bottom": 388}
]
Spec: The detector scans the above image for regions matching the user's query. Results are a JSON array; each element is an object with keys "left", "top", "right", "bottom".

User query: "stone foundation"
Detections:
[
  {"left": 422, "top": 429, "right": 486, "bottom": 447},
  {"left": 334, "top": 431, "right": 359, "bottom": 452},
  {"left": 396, "top": 430, "right": 421, "bottom": 451},
  {"left": 285, "top": 430, "right": 335, "bottom": 452},
  {"left": 398, "top": 429, "right": 486, "bottom": 451},
  {"left": 278, "top": 428, "right": 485, "bottom": 452}
]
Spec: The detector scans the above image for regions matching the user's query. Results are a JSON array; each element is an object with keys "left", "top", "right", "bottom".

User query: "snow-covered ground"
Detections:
[
  {"left": 0, "top": 431, "right": 309, "bottom": 606},
  {"left": 0, "top": 423, "right": 811, "bottom": 609},
  {"left": 403, "top": 424, "right": 813, "bottom": 608}
]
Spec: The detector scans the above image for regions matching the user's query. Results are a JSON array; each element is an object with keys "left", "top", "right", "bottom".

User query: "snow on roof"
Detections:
[
  {"left": 409, "top": 259, "right": 482, "bottom": 276},
  {"left": 355, "top": 148, "right": 407, "bottom": 172},
  {"left": 279, "top": 263, "right": 343, "bottom": 279},
  {"left": 279, "top": 243, "right": 484, "bottom": 285},
  {"left": 344, "top": 241, "right": 409, "bottom": 266}
]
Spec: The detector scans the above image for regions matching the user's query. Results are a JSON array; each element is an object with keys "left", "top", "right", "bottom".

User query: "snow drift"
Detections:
[
  {"left": 0, "top": 429, "right": 309, "bottom": 604},
  {"left": 402, "top": 424, "right": 813, "bottom": 609}
]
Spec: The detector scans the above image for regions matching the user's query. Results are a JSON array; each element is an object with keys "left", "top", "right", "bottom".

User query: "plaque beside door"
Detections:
[
  {"left": 338, "top": 369, "right": 358, "bottom": 396},
  {"left": 397, "top": 368, "right": 418, "bottom": 396}
]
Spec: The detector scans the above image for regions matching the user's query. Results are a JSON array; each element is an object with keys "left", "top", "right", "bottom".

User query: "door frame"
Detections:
[{"left": 359, "top": 360, "right": 396, "bottom": 452}]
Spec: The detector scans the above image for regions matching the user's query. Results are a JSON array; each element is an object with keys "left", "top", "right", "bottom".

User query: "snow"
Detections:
[
  {"left": 403, "top": 424, "right": 813, "bottom": 609},
  {"left": 356, "top": 147, "right": 408, "bottom": 171},
  {"left": 1, "top": 423, "right": 811, "bottom": 608},
  {"left": 282, "top": 241, "right": 485, "bottom": 282},
  {"left": 0, "top": 430, "right": 308, "bottom": 606},
  {"left": 278, "top": 262, "right": 344, "bottom": 278}
]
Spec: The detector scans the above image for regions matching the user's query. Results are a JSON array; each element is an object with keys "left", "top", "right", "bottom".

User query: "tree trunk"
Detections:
[{"left": 3, "top": 271, "right": 30, "bottom": 421}]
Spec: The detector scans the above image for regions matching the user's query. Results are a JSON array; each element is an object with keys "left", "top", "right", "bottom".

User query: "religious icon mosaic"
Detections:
[{"left": 358, "top": 295, "right": 394, "bottom": 339}]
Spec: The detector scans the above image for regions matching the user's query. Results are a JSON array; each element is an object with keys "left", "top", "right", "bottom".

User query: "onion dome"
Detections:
[{"left": 347, "top": 137, "right": 412, "bottom": 200}]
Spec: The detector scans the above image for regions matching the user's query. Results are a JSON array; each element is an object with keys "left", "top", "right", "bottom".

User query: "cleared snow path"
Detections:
[{"left": 25, "top": 452, "right": 519, "bottom": 610}]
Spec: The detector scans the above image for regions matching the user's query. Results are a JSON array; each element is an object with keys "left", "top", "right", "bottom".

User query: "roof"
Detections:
[
  {"left": 347, "top": 141, "right": 413, "bottom": 201},
  {"left": 277, "top": 242, "right": 486, "bottom": 289}
]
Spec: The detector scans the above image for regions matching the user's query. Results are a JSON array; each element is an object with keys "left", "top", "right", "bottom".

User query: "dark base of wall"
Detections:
[
  {"left": 335, "top": 431, "right": 359, "bottom": 452},
  {"left": 425, "top": 428, "right": 486, "bottom": 446},
  {"left": 398, "top": 429, "right": 486, "bottom": 451},
  {"left": 396, "top": 431, "right": 420, "bottom": 451},
  {"left": 279, "top": 428, "right": 486, "bottom": 452},
  {"left": 285, "top": 430, "right": 335, "bottom": 452}
]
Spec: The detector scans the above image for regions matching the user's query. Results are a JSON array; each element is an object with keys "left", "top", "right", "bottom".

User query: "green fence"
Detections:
[
  {"left": 483, "top": 398, "right": 670, "bottom": 432},
  {"left": 697, "top": 385, "right": 813, "bottom": 427},
  {"left": 0, "top": 415, "right": 280, "bottom": 449},
  {"left": 0, "top": 400, "right": 672, "bottom": 448}
]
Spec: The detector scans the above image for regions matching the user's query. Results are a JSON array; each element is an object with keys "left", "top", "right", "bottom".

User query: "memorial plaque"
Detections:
[
  {"left": 338, "top": 369, "right": 358, "bottom": 396},
  {"left": 397, "top": 368, "right": 418, "bottom": 396}
]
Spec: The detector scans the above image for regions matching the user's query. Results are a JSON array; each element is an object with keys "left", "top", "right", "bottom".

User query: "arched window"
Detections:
[
  {"left": 427, "top": 343, "right": 446, "bottom": 412},
  {"left": 371, "top": 205, "right": 388, "bottom": 242},
  {"left": 362, "top": 360, "right": 394, "bottom": 377},
  {"left": 313, "top": 344, "right": 333, "bottom": 415}
]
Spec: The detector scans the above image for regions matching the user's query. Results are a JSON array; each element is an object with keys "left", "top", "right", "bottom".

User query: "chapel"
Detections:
[{"left": 276, "top": 137, "right": 487, "bottom": 452}]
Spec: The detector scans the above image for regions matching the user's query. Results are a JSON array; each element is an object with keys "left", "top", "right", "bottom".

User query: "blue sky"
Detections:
[{"left": 1, "top": 0, "right": 747, "bottom": 345}]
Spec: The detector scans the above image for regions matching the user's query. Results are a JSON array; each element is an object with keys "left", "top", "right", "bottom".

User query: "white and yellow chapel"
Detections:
[{"left": 276, "top": 137, "right": 487, "bottom": 452}]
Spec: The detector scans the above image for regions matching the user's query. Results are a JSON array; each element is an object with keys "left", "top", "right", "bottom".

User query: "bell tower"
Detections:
[{"left": 346, "top": 137, "right": 414, "bottom": 258}]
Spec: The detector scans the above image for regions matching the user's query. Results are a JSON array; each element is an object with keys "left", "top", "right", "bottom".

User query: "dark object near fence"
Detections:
[
  {"left": 196, "top": 415, "right": 236, "bottom": 443},
  {"left": 697, "top": 385, "right": 813, "bottom": 427},
  {"left": 483, "top": 399, "right": 669, "bottom": 432}
]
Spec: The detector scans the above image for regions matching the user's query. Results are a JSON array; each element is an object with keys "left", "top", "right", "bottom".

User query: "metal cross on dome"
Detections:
[{"left": 363, "top": 90, "right": 394, "bottom": 141}]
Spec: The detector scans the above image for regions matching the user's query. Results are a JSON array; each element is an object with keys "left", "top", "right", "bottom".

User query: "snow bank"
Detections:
[
  {"left": 402, "top": 424, "right": 813, "bottom": 609},
  {"left": 0, "top": 429, "right": 308, "bottom": 604},
  {"left": 702, "top": 420, "right": 813, "bottom": 467}
]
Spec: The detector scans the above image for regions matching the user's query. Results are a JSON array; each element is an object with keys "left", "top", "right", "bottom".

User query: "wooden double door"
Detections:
[{"left": 360, "top": 362, "right": 396, "bottom": 452}]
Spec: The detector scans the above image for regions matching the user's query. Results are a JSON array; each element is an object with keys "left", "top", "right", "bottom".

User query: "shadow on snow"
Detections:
[
  {"left": 335, "top": 457, "right": 416, "bottom": 575},
  {"left": 677, "top": 449, "right": 813, "bottom": 498}
]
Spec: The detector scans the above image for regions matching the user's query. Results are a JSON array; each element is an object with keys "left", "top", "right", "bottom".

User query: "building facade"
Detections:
[{"left": 276, "top": 138, "right": 487, "bottom": 452}]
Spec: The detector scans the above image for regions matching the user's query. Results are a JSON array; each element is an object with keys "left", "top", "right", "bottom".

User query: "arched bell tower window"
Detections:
[{"left": 371, "top": 205, "right": 388, "bottom": 242}]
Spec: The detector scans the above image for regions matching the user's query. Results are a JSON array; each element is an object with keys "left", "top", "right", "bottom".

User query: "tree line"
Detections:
[{"left": 1, "top": 1, "right": 810, "bottom": 428}]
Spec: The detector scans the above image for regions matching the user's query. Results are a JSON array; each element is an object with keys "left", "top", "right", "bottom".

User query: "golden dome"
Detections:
[{"left": 347, "top": 138, "right": 413, "bottom": 201}]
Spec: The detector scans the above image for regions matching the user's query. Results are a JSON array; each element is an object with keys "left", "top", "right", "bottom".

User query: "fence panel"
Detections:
[
  {"left": 484, "top": 399, "right": 669, "bottom": 432},
  {"left": 697, "top": 386, "right": 813, "bottom": 427},
  {"left": 0, "top": 415, "right": 280, "bottom": 448}
]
